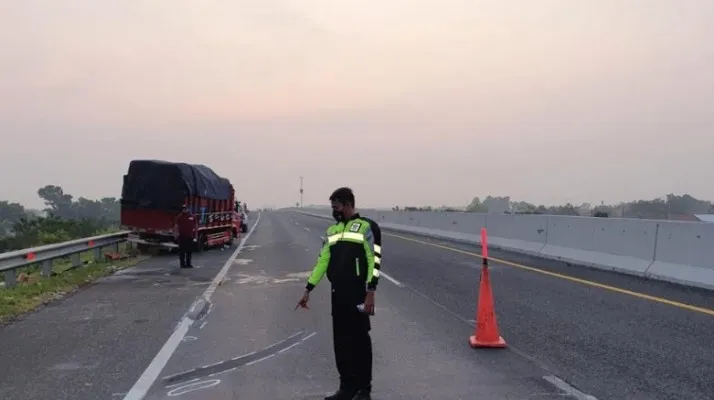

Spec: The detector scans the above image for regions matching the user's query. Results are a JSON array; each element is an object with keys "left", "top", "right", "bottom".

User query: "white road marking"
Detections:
[
  {"left": 380, "top": 271, "right": 403, "bottom": 287},
  {"left": 543, "top": 375, "right": 598, "bottom": 400},
  {"left": 122, "top": 213, "right": 262, "bottom": 400},
  {"left": 166, "top": 379, "right": 221, "bottom": 396}
]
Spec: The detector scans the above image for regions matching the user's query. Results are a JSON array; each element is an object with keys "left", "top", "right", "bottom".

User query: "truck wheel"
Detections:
[
  {"left": 228, "top": 230, "right": 236, "bottom": 246},
  {"left": 241, "top": 224, "right": 247, "bottom": 233}
]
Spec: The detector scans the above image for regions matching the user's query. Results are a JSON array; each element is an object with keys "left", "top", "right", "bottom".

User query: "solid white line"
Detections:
[
  {"left": 122, "top": 212, "right": 262, "bottom": 400},
  {"left": 380, "top": 271, "right": 403, "bottom": 287}
]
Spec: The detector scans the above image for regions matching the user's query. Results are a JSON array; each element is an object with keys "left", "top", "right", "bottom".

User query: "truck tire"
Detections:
[{"left": 241, "top": 223, "right": 248, "bottom": 233}]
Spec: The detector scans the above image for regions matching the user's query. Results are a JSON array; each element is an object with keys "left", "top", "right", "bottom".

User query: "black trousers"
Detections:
[
  {"left": 178, "top": 237, "right": 193, "bottom": 267},
  {"left": 332, "top": 289, "right": 373, "bottom": 392}
]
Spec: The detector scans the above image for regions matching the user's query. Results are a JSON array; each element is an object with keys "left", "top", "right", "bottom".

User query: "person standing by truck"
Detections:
[{"left": 175, "top": 205, "right": 197, "bottom": 269}]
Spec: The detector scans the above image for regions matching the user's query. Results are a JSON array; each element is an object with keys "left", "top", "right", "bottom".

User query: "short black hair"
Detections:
[{"left": 329, "top": 187, "right": 355, "bottom": 207}]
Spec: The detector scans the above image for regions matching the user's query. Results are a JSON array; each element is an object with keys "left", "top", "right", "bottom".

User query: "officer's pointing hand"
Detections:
[
  {"left": 364, "top": 291, "right": 375, "bottom": 315},
  {"left": 295, "top": 290, "right": 310, "bottom": 310}
]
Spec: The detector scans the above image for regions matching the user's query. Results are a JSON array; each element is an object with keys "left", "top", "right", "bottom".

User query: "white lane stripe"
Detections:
[
  {"left": 122, "top": 212, "right": 262, "bottom": 400},
  {"left": 380, "top": 271, "right": 403, "bottom": 287}
]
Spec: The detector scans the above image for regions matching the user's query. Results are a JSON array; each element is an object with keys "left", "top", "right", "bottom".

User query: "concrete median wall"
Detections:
[{"left": 289, "top": 207, "right": 714, "bottom": 291}]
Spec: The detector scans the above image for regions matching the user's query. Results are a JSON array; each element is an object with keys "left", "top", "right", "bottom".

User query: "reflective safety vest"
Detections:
[{"left": 306, "top": 213, "right": 380, "bottom": 291}]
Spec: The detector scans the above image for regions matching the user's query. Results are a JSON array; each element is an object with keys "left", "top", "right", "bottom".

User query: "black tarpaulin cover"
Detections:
[{"left": 121, "top": 160, "right": 233, "bottom": 210}]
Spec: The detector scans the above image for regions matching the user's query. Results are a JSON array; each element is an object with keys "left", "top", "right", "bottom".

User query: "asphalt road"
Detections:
[
  {"left": 125, "top": 212, "right": 585, "bottom": 400},
  {"left": 0, "top": 239, "right": 240, "bottom": 400},
  {"left": 293, "top": 211, "right": 714, "bottom": 400},
  {"left": 4, "top": 210, "right": 711, "bottom": 399}
]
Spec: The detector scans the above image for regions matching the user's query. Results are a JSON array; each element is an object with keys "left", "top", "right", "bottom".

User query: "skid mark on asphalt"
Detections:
[{"left": 161, "top": 331, "right": 316, "bottom": 386}]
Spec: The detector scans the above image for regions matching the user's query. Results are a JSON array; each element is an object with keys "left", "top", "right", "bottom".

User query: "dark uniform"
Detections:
[
  {"left": 175, "top": 210, "right": 196, "bottom": 269},
  {"left": 306, "top": 213, "right": 382, "bottom": 399}
]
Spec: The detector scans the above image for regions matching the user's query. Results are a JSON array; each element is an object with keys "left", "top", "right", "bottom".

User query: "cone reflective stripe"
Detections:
[{"left": 469, "top": 228, "right": 507, "bottom": 348}]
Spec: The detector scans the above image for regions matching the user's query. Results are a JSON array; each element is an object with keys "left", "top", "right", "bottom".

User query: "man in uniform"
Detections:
[
  {"left": 174, "top": 205, "right": 197, "bottom": 269},
  {"left": 297, "top": 187, "right": 381, "bottom": 400}
]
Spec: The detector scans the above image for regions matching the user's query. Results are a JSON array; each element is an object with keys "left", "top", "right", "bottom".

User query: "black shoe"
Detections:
[
  {"left": 325, "top": 389, "right": 355, "bottom": 400},
  {"left": 351, "top": 389, "right": 371, "bottom": 400}
]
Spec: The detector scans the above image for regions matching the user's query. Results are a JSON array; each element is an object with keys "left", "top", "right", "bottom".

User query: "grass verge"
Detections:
[{"left": 0, "top": 253, "right": 150, "bottom": 325}]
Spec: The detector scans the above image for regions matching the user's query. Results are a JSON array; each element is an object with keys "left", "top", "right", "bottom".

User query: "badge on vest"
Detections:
[{"left": 349, "top": 222, "right": 361, "bottom": 232}]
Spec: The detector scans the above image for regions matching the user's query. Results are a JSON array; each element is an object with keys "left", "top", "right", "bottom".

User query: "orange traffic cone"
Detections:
[{"left": 469, "top": 228, "right": 507, "bottom": 348}]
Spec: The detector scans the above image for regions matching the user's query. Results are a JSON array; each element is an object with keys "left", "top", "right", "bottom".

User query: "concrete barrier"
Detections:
[
  {"left": 646, "top": 221, "right": 714, "bottom": 289},
  {"left": 540, "top": 216, "right": 658, "bottom": 276},
  {"left": 485, "top": 214, "right": 548, "bottom": 256},
  {"left": 289, "top": 208, "right": 714, "bottom": 291}
]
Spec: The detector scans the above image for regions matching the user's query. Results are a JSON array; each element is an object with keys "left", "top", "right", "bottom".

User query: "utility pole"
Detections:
[{"left": 299, "top": 176, "right": 304, "bottom": 208}]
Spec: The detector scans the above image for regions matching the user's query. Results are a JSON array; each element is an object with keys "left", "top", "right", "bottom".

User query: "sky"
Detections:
[{"left": 1, "top": 0, "right": 713, "bottom": 210}]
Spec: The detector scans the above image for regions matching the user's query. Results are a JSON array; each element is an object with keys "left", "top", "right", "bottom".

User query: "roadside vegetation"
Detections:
[{"left": 0, "top": 185, "right": 148, "bottom": 324}]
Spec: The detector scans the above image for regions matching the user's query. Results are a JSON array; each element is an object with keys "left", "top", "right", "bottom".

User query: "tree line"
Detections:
[
  {"left": 0, "top": 185, "right": 120, "bottom": 252},
  {"left": 393, "top": 193, "right": 714, "bottom": 220}
]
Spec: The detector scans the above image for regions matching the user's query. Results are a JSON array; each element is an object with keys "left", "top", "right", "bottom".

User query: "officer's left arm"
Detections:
[
  {"left": 363, "top": 224, "right": 378, "bottom": 291},
  {"left": 306, "top": 230, "right": 331, "bottom": 292}
]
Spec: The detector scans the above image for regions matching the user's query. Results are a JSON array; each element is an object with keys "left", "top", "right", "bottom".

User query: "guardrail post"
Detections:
[
  {"left": 41, "top": 260, "right": 53, "bottom": 277},
  {"left": 71, "top": 253, "right": 82, "bottom": 268},
  {"left": 93, "top": 246, "right": 103, "bottom": 263},
  {"left": 4, "top": 270, "right": 17, "bottom": 289},
  {"left": 111, "top": 243, "right": 120, "bottom": 253}
]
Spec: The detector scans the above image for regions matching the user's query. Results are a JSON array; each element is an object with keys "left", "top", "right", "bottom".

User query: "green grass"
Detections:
[{"left": 0, "top": 244, "right": 149, "bottom": 324}]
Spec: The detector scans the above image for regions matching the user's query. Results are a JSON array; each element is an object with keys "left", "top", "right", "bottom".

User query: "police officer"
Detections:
[{"left": 297, "top": 187, "right": 382, "bottom": 400}]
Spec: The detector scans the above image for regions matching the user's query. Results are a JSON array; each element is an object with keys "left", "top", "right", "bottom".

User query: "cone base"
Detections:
[{"left": 469, "top": 335, "right": 507, "bottom": 348}]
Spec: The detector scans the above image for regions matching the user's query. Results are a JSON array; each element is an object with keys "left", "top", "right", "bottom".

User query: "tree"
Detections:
[
  {"left": 38, "top": 185, "right": 75, "bottom": 218},
  {"left": 0, "top": 201, "right": 29, "bottom": 236},
  {"left": 465, "top": 197, "right": 488, "bottom": 213}
]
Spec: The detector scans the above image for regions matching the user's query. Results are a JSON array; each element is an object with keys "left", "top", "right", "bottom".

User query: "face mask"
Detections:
[{"left": 332, "top": 210, "right": 344, "bottom": 222}]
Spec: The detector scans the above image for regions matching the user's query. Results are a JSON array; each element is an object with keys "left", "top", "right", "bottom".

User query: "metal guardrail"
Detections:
[{"left": 0, "top": 231, "right": 130, "bottom": 289}]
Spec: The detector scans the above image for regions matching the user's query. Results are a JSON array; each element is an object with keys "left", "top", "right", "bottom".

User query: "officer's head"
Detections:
[{"left": 329, "top": 187, "right": 355, "bottom": 222}]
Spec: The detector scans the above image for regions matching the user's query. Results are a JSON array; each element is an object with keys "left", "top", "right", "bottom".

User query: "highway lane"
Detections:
[
  {"left": 0, "top": 242, "right": 241, "bottom": 400},
  {"left": 133, "top": 211, "right": 585, "bottom": 399},
  {"left": 292, "top": 211, "right": 714, "bottom": 400}
]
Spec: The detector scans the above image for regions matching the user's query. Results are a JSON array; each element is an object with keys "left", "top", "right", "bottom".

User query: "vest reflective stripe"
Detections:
[{"left": 326, "top": 231, "right": 365, "bottom": 245}]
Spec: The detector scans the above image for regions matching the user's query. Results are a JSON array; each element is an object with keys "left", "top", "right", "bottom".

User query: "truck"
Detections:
[{"left": 120, "top": 159, "right": 243, "bottom": 252}]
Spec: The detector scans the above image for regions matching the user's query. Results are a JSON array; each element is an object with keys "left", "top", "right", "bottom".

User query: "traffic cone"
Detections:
[{"left": 469, "top": 228, "right": 507, "bottom": 348}]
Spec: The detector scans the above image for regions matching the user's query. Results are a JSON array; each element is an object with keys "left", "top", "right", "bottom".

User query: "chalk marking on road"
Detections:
[
  {"left": 122, "top": 212, "right": 262, "bottom": 400},
  {"left": 199, "top": 321, "right": 207, "bottom": 330},
  {"left": 244, "top": 353, "right": 275, "bottom": 366},
  {"left": 387, "top": 233, "right": 714, "bottom": 317},
  {"left": 181, "top": 336, "right": 197, "bottom": 342},
  {"left": 301, "top": 331, "right": 317, "bottom": 341},
  {"left": 208, "top": 367, "right": 237, "bottom": 378},
  {"left": 164, "top": 378, "right": 199, "bottom": 389},
  {"left": 543, "top": 375, "right": 598, "bottom": 400},
  {"left": 166, "top": 379, "right": 220, "bottom": 397},
  {"left": 161, "top": 330, "right": 309, "bottom": 385}
]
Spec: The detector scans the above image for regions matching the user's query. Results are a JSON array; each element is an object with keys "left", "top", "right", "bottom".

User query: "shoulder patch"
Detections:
[{"left": 349, "top": 222, "right": 362, "bottom": 232}]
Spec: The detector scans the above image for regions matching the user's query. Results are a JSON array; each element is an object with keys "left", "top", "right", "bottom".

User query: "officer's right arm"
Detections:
[{"left": 305, "top": 231, "right": 331, "bottom": 292}]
